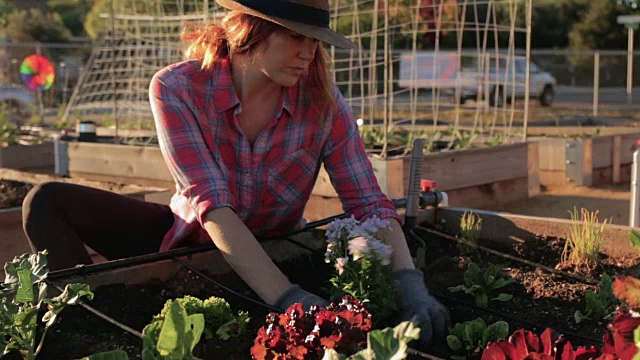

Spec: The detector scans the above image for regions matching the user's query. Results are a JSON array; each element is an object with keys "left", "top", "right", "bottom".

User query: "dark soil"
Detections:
[
  {"left": 0, "top": 179, "right": 33, "bottom": 209},
  {"left": 417, "top": 226, "right": 639, "bottom": 349},
  {"left": 5, "top": 224, "right": 638, "bottom": 359}
]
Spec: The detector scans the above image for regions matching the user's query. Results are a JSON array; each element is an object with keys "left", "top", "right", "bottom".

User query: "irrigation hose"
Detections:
[{"left": 415, "top": 226, "right": 599, "bottom": 286}]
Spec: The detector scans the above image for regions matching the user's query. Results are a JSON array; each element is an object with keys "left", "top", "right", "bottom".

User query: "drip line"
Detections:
[{"left": 415, "top": 226, "right": 599, "bottom": 285}]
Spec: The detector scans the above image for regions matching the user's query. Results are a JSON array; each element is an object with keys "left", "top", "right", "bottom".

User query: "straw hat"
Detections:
[{"left": 215, "top": 0, "right": 356, "bottom": 49}]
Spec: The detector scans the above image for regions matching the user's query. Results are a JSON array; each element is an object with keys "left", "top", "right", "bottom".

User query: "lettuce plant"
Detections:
[
  {"left": 324, "top": 216, "right": 399, "bottom": 326},
  {"left": 447, "top": 318, "right": 509, "bottom": 360},
  {"left": 153, "top": 295, "right": 249, "bottom": 341},
  {"left": 448, "top": 262, "right": 515, "bottom": 308},
  {"left": 575, "top": 273, "right": 621, "bottom": 324},
  {"left": 0, "top": 250, "right": 94, "bottom": 360},
  {"left": 250, "top": 295, "right": 372, "bottom": 360}
]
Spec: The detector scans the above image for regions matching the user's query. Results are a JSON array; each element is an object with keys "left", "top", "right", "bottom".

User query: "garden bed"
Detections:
[{"left": 13, "top": 207, "right": 639, "bottom": 359}]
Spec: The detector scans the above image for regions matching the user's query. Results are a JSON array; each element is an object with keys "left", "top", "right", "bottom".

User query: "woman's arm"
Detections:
[{"left": 203, "top": 207, "right": 292, "bottom": 305}]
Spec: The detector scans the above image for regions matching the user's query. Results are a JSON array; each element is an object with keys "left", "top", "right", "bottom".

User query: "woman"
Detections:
[{"left": 22, "top": 0, "right": 448, "bottom": 349}]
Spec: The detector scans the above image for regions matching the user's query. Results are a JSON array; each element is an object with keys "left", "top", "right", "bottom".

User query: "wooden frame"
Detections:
[
  {"left": 0, "top": 143, "right": 54, "bottom": 171},
  {"left": 535, "top": 132, "right": 640, "bottom": 187}
]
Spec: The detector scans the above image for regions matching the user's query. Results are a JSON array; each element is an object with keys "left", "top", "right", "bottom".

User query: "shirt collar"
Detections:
[
  {"left": 212, "top": 57, "right": 299, "bottom": 116},
  {"left": 212, "top": 57, "right": 240, "bottom": 113}
]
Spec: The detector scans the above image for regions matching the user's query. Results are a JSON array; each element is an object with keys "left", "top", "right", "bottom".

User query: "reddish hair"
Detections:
[{"left": 181, "top": 11, "right": 335, "bottom": 116}]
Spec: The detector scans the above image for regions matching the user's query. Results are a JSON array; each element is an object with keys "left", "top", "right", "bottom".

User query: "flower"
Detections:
[
  {"left": 335, "top": 257, "right": 349, "bottom": 275},
  {"left": 347, "top": 237, "right": 370, "bottom": 261}
]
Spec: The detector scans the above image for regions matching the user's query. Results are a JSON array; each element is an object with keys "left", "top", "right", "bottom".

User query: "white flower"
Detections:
[
  {"left": 348, "top": 236, "right": 370, "bottom": 261},
  {"left": 368, "top": 239, "right": 393, "bottom": 265},
  {"left": 335, "top": 257, "right": 349, "bottom": 275}
]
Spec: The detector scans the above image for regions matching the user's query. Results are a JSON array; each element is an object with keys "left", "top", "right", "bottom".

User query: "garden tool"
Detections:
[{"left": 404, "top": 138, "right": 427, "bottom": 270}]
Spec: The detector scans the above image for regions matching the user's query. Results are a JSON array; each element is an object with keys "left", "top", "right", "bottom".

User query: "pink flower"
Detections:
[
  {"left": 335, "top": 257, "right": 349, "bottom": 275},
  {"left": 348, "top": 237, "right": 370, "bottom": 261}
]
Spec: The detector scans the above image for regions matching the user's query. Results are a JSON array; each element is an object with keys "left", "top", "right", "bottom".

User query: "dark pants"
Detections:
[{"left": 22, "top": 182, "right": 174, "bottom": 271}]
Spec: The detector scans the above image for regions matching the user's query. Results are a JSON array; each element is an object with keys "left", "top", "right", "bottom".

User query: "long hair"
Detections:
[{"left": 181, "top": 12, "right": 335, "bottom": 115}]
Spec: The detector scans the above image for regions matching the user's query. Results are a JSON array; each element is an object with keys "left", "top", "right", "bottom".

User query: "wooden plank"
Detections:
[
  {"left": 433, "top": 207, "right": 638, "bottom": 261},
  {"left": 444, "top": 177, "right": 529, "bottom": 209},
  {"left": 539, "top": 170, "right": 567, "bottom": 186},
  {"left": 67, "top": 143, "right": 173, "bottom": 184},
  {"left": 527, "top": 141, "right": 540, "bottom": 197},
  {"left": 535, "top": 138, "right": 567, "bottom": 171},
  {"left": 591, "top": 135, "right": 613, "bottom": 169},
  {"left": 613, "top": 135, "right": 622, "bottom": 183},
  {"left": 0, "top": 143, "right": 54, "bottom": 170},
  {"left": 581, "top": 138, "right": 593, "bottom": 187},
  {"left": 372, "top": 158, "right": 405, "bottom": 199},
  {"left": 416, "top": 143, "right": 528, "bottom": 192},
  {"left": 525, "top": 126, "right": 640, "bottom": 137}
]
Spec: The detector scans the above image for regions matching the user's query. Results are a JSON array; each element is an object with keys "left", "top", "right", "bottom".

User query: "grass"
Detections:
[
  {"left": 562, "top": 207, "right": 608, "bottom": 269},
  {"left": 458, "top": 211, "right": 482, "bottom": 255}
]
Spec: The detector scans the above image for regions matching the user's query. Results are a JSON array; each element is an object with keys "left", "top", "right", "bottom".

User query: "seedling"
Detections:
[
  {"left": 574, "top": 273, "right": 620, "bottom": 324},
  {"left": 448, "top": 262, "right": 515, "bottom": 308},
  {"left": 562, "top": 207, "right": 607, "bottom": 269},
  {"left": 0, "top": 250, "right": 94, "bottom": 360},
  {"left": 447, "top": 318, "right": 509, "bottom": 360},
  {"left": 459, "top": 211, "right": 482, "bottom": 254}
]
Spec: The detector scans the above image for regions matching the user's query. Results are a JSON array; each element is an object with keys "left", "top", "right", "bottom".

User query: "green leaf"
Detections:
[
  {"left": 80, "top": 350, "right": 130, "bottom": 360},
  {"left": 15, "top": 269, "right": 34, "bottom": 304},
  {"left": 482, "top": 321, "right": 509, "bottom": 345},
  {"left": 464, "top": 263, "right": 484, "bottom": 287},
  {"left": 447, "top": 335, "right": 463, "bottom": 352},
  {"left": 483, "top": 264, "right": 498, "bottom": 286},
  {"left": 491, "top": 278, "right": 516, "bottom": 290},
  {"left": 630, "top": 230, "right": 640, "bottom": 251},
  {"left": 43, "top": 284, "right": 93, "bottom": 327},
  {"left": 156, "top": 301, "right": 188, "bottom": 357},
  {"left": 3, "top": 251, "right": 49, "bottom": 292},
  {"left": 451, "top": 323, "right": 467, "bottom": 341},
  {"left": 465, "top": 318, "right": 487, "bottom": 345},
  {"left": 634, "top": 327, "right": 640, "bottom": 360},
  {"left": 492, "top": 293, "right": 513, "bottom": 302},
  {"left": 476, "top": 292, "right": 489, "bottom": 308},
  {"left": 584, "top": 291, "right": 604, "bottom": 318}
]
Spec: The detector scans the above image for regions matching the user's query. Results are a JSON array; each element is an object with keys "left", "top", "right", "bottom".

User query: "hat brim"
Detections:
[{"left": 215, "top": 0, "right": 356, "bottom": 49}]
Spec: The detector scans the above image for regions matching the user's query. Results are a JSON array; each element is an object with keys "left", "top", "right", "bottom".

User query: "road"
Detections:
[{"left": 554, "top": 86, "right": 640, "bottom": 109}]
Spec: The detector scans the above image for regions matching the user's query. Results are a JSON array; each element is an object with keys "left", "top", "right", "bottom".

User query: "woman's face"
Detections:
[{"left": 254, "top": 29, "right": 319, "bottom": 87}]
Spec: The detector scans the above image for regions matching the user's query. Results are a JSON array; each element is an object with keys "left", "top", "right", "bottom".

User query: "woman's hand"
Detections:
[
  {"left": 274, "top": 284, "right": 329, "bottom": 311},
  {"left": 394, "top": 269, "right": 450, "bottom": 350}
]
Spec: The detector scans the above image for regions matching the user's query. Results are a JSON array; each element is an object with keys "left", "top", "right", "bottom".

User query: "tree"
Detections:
[
  {"left": 569, "top": 0, "right": 633, "bottom": 51},
  {"left": 0, "top": 0, "right": 17, "bottom": 28},
  {"left": 47, "top": 0, "right": 92, "bottom": 37},
  {"left": 4, "top": 8, "right": 71, "bottom": 43}
]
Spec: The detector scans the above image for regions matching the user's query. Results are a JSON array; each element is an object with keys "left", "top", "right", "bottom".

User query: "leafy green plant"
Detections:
[
  {"left": 574, "top": 273, "right": 620, "bottom": 324},
  {"left": 448, "top": 262, "right": 515, "bottom": 308},
  {"left": 321, "top": 321, "right": 421, "bottom": 360},
  {"left": 447, "top": 318, "right": 509, "bottom": 360},
  {"left": 0, "top": 250, "right": 94, "bottom": 360},
  {"left": 562, "top": 207, "right": 607, "bottom": 269},
  {"left": 152, "top": 295, "right": 250, "bottom": 341},
  {"left": 458, "top": 211, "right": 482, "bottom": 254}
]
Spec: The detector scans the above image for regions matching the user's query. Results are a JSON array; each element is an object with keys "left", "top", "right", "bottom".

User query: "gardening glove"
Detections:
[
  {"left": 274, "top": 284, "right": 329, "bottom": 312},
  {"left": 395, "top": 269, "right": 450, "bottom": 350}
]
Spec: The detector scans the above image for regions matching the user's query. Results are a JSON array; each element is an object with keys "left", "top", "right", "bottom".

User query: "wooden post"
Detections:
[
  {"left": 581, "top": 138, "right": 593, "bottom": 187},
  {"left": 612, "top": 135, "right": 622, "bottom": 184},
  {"left": 527, "top": 141, "right": 540, "bottom": 197},
  {"left": 370, "top": 158, "right": 405, "bottom": 199}
]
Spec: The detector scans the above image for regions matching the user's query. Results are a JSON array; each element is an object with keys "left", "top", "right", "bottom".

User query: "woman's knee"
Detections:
[{"left": 22, "top": 181, "right": 65, "bottom": 228}]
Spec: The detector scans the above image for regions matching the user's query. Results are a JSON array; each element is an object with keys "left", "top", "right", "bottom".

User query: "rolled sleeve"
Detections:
[
  {"left": 149, "top": 70, "right": 234, "bottom": 225},
  {"left": 323, "top": 88, "right": 402, "bottom": 224}
]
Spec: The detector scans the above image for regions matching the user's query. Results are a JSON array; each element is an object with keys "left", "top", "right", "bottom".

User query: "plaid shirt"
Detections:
[{"left": 149, "top": 58, "right": 401, "bottom": 251}]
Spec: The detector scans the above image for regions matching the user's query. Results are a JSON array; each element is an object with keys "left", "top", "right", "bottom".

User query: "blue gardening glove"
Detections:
[
  {"left": 274, "top": 284, "right": 329, "bottom": 312},
  {"left": 395, "top": 269, "right": 450, "bottom": 350}
]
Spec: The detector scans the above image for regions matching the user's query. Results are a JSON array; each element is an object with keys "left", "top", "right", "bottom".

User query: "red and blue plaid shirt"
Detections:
[{"left": 149, "top": 58, "right": 401, "bottom": 251}]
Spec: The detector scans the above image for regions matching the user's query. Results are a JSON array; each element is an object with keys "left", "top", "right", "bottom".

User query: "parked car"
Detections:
[
  {"left": 0, "top": 83, "right": 36, "bottom": 117},
  {"left": 450, "top": 57, "right": 557, "bottom": 107}
]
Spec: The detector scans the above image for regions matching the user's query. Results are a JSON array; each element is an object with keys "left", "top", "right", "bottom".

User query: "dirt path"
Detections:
[{"left": 485, "top": 183, "right": 632, "bottom": 226}]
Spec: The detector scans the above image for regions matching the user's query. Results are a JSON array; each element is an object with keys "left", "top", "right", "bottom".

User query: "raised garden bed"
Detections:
[{"left": 7, "top": 206, "right": 638, "bottom": 359}]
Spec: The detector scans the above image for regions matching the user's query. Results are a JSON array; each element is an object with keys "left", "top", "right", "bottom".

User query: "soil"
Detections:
[
  {"left": 8, "top": 225, "right": 636, "bottom": 360},
  {"left": 0, "top": 179, "right": 33, "bottom": 208}
]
